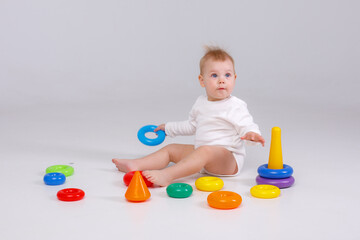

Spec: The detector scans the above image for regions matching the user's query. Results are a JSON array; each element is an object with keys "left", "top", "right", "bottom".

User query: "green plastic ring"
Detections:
[
  {"left": 46, "top": 165, "right": 74, "bottom": 177},
  {"left": 166, "top": 183, "right": 193, "bottom": 198}
]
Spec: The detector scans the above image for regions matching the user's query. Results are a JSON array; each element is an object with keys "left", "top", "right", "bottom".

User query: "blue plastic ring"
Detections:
[
  {"left": 137, "top": 125, "right": 166, "bottom": 146},
  {"left": 43, "top": 172, "right": 66, "bottom": 185},
  {"left": 257, "top": 164, "right": 294, "bottom": 179}
]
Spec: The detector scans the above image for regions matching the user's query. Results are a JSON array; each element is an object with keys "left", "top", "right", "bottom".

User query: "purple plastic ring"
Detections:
[{"left": 256, "top": 175, "right": 295, "bottom": 189}]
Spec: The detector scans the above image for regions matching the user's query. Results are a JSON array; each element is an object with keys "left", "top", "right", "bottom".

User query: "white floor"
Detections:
[{"left": 1, "top": 100, "right": 359, "bottom": 240}]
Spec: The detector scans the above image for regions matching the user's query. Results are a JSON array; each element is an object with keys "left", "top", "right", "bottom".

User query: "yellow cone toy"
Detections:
[{"left": 268, "top": 126, "right": 283, "bottom": 169}]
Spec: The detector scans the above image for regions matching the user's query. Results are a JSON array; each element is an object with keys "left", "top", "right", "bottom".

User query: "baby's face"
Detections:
[{"left": 199, "top": 59, "right": 236, "bottom": 101}]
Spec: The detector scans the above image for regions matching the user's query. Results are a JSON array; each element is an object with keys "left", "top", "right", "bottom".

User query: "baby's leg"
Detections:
[
  {"left": 143, "top": 145, "right": 237, "bottom": 187},
  {"left": 112, "top": 144, "right": 195, "bottom": 172}
]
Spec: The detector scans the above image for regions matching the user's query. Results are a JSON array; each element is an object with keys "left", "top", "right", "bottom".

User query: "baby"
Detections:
[{"left": 113, "top": 47, "right": 265, "bottom": 187}]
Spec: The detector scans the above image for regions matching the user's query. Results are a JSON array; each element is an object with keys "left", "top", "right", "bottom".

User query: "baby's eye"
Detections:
[
  {"left": 225, "top": 73, "right": 231, "bottom": 77},
  {"left": 211, "top": 73, "right": 218, "bottom": 78}
]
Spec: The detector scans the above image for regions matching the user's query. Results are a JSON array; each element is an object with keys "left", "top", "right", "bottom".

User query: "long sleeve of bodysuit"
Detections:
[{"left": 165, "top": 100, "right": 197, "bottom": 137}]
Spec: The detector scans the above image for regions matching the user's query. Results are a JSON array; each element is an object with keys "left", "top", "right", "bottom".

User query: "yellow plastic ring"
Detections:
[
  {"left": 250, "top": 184, "right": 280, "bottom": 199},
  {"left": 195, "top": 177, "right": 224, "bottom": 192}
]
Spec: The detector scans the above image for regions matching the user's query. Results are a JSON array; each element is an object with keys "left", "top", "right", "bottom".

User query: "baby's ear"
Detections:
[{"left": 198, "top": 75, "right": 205, "bottom": 87}]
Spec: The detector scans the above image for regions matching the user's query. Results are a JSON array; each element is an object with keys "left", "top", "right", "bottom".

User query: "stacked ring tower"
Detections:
[{"left": 256, "top": 127, "right": 295, "bottom": 189}]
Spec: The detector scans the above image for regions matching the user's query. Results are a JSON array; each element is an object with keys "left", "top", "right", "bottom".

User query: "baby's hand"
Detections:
[
  {"left": 154, "top": 124, "right": 165, "bottom": 132},
  {"left": 241, "top": 132, "right": 265, "bottom": 147}
]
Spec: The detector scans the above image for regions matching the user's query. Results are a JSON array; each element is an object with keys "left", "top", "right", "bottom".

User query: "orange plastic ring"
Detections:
[{"left": 207, "top": 191, "right": 242, "bottom": 210}]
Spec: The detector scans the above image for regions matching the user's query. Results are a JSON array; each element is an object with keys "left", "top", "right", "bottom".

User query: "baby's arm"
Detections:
[
  {"left": 164, "top": 120, "right": 196, "bottom": 137},
  {"left": 154, "top": 121, "right": 196, "bottom": 137},
  {"left": 154, "top": 124, "right": 165, "bottom": 132},
  {"left": 155, "top": 97, "right": 198, "bottom": 137},
  {"left": 231, "top": 99, "right": 264, "bottom": 146},
  {"left": 241, "top": 132, "right": 265, "bottom": 147},
  {"left": 158, "top": 105, "right": 197, "bottom": 137}
]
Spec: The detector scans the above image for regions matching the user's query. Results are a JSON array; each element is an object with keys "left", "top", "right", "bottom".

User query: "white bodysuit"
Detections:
[{"left": 165, "top": 95, "right": 261, "bottom": 176}]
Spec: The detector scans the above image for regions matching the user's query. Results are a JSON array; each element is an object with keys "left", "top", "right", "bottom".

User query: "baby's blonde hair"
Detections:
[{"left": 199, "top": 46, "right": 235, "bottom": 75}]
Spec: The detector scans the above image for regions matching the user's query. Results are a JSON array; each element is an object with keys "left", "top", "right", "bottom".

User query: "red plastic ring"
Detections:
[
  {"left": 57, "top": 188, "right": 85, "bottom": 201},
  {"left": 123, "top": 171, "right": 153, "bottom": 187}
]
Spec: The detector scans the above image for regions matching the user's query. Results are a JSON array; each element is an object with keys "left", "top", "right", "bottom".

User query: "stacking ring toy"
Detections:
[
  {"left": 207, "top": 191, "right": 242, "bottom": 210},
  {"left": 43, "top": 172, "right": 66, "bottom": 185},
  {"left": 257, "top": 164, "right": 293, "bottom": 179},
  {"left": 46, "top": 165, "right": 74, "bottom": 177},
  {"left": 166, "top": 183, "right": 193, "bottom": 198},
  {"left": 256, "top": 175, "right": 295, "bottom": 189},
  {"left": 137, "top": 125, "right": 166, "bottom": 146},
  {"left": 250, "top": 185, "right": 280, "bottom": 199},
  {"left": 123, "top": 171, "right": 153, "bottom": 187},
  {"left": 57, "top": 188, "right": 85, "bottom": 201},
  {"left": 195, "top": 177, "right": 224, "bottom": 192}
]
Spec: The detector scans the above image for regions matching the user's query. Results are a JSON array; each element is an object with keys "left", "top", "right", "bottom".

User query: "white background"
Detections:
[{"left": 1, "top": 1, "right": 359, "bottom": 240}]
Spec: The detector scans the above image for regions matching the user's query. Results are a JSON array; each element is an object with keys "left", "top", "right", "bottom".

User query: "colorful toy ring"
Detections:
[
  {"left": 43, "top": 172, "right": 66, "bottom": 185},
  {"left": 195, "top": 177, "right": 224, "bottom": 192},
  {"left": 257, "top": 164, "right": 293, "bottom": 179},
  {"left": 123, "top": 171, "right": 153, "bottom": 187},
  {"left": 256, "top": 175, "right": 295, "bottom": 189},
  {"left": 250, "top": 184, "right": 280, "bottom": 199},
  {"left": 207, "top": 191, "right": 242, "bottom": 209},
  {"left": 57, "top": 188, "right": 85, "bottom": 201},
  {"left": 137, "top": 125, "right": 166, "bottom": 146},
  {"left": 166, "top": 183, "right": 193, "bottom": 198},
  {"left": 46, "top": 165, "right": 74, "bottom": 177}
]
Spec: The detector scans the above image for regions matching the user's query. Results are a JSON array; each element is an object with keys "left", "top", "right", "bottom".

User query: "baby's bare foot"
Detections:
[
  {"left": 112, "top": 158, "right": 137, "bottom": 172},
  {"left": 142, "top": 170, "right": 172, "bottom": 187}
]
